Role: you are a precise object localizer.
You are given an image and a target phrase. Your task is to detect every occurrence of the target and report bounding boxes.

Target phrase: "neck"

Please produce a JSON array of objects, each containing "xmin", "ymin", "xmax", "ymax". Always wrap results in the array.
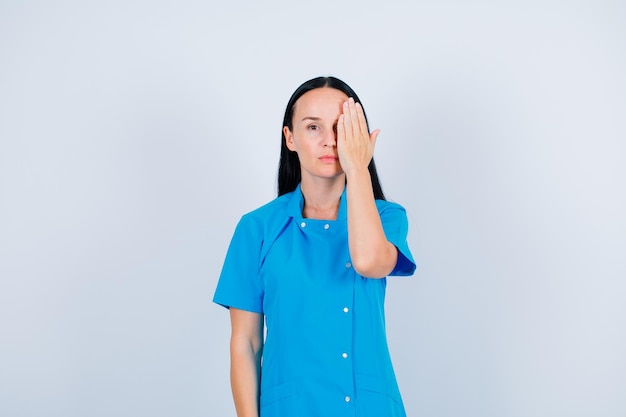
[{"xmin": 300, "ymin": 176, "xmax": 345, "ymax": 220}]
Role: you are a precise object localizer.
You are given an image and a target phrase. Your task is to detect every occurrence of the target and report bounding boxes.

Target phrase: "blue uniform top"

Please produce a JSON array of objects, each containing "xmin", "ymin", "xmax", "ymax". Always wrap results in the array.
[{"xmin": 213, "ymin": 184, "xmax": 416, "ymax": 417}]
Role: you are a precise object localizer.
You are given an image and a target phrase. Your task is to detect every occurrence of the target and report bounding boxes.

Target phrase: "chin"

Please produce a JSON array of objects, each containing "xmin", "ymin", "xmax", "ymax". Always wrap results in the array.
[{"xmin": 320, "ymin": 170, "xmax": 344, "ymax": 179}]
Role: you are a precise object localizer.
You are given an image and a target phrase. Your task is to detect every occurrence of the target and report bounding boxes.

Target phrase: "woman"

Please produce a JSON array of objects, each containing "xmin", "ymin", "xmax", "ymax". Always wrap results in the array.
[{"xmin": 213, "ymin": 76, "xmax": 416, "ymax": 417}]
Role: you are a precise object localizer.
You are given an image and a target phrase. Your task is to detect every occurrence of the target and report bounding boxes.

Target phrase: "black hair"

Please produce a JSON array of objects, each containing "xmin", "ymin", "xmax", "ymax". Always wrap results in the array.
[{"xmin": 277, "ymin": 76, "xmax": 386, "ymax": 200}]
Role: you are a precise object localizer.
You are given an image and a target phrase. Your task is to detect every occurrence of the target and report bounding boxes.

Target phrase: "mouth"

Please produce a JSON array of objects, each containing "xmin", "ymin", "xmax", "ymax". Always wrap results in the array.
[{"xmin": 319, "ymin": 155, "xmax": 338, "ymax": 163}]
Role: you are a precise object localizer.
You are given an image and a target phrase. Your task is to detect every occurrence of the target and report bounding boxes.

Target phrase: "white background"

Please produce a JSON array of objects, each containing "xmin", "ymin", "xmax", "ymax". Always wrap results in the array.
[{"xmin": 1, "ymin": 1, "xmax": 624, "ymax": 416}]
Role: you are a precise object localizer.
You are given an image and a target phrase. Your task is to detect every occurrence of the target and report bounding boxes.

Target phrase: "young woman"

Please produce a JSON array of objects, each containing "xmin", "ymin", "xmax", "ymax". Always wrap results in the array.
[{"xmin": 213, "ymin": 76, "xmax": 416, "ymax": 417}]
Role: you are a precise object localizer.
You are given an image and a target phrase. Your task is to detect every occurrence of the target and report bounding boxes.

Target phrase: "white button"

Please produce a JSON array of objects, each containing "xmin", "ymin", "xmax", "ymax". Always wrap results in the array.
[
  {"xmin": 344, "ymin": 396, "xmax": 351, "ymax": 403},
  {"xmin": 342, "ymin": 352, "xmax": 348, "ymax": 359},
  {"xmin": 345, "ymin": 262, "xmax": 351, "ymax": 268},
  {"xmin": 301, "ymin": 222, "xmax": 306, "ymax": 228},
  {"xmin": 343, "ymin": 307, "xmax": 349, "ymax": 313},
  {"xmin": 324, "ymin": 224, "xmax": 330, "ymax": 230}
]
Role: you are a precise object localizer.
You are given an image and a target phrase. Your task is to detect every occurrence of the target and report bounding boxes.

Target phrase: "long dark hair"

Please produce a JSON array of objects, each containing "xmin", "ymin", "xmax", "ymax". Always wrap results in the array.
[{"xmin": 277, "ymin": 76, "xmax": 386, "ymax": 200}]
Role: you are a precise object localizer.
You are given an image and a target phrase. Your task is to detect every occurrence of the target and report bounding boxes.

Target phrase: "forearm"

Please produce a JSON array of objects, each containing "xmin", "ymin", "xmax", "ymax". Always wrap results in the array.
[
  {"xmin": 346, "ymin": 168, "xmax": 397, "ymax": 278},
  {"xmin": 230, "ymin": 339, "xmax": 262, "ymax": 417}
]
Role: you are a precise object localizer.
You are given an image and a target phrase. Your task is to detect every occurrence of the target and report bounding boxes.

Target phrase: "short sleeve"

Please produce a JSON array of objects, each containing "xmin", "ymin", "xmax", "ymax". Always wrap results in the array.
[
  {"xmin": 213, "ymin": 214, "xmax": 264, "ymax": 313},
  {"xmin": 379, "ymin": 203, "xmax": 417, "ymax": 276}
]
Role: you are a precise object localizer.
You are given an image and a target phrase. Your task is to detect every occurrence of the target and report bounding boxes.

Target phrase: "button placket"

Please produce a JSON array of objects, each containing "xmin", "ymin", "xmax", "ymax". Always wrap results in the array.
[
  {"xmin": 335, "ymin": 236, "xmax": 355, "ymax": 410},
  {"xmin": 339, "ymin": 287, "xmax": 354, "ymax": 409}
]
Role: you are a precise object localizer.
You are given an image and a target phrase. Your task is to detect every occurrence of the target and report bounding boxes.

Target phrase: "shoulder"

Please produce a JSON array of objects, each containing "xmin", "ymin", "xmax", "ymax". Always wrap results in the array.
[
  {"xmin": 235, "ymin": 192, "xmax": 295, "ymax": 235},
  {"xmin": 375, "ymin": 199, "xmax": 411, "ymax": 233},
  {"xmin": 375, "ymin": 199, "xmax": 407, "ymax": 215},
  {"xmin": 242, "ymin": 192, "xmax": 292, "ymax": 222},
  {"xmin": 230, "ymin": 192, "xmax": 296, "ymax": 262}
]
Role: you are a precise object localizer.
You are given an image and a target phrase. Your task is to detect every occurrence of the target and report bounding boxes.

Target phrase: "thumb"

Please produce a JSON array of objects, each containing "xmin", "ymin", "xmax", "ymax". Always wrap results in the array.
[{"xmin": 370, "ymin": 129, "xmax": 381, "ymax": 146}]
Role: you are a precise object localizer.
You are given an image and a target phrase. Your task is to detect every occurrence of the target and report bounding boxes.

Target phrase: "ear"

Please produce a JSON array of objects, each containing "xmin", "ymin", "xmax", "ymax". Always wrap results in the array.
[{"xmin": 284, "ymin": 126, "xmax": 297, "ymax": 152}]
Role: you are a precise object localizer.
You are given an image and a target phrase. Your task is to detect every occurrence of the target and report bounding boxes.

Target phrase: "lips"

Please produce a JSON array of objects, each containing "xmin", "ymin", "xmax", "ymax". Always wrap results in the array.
[{"xmin": 319, "ymin": 155, "xmax": 338, "ymax": 163}]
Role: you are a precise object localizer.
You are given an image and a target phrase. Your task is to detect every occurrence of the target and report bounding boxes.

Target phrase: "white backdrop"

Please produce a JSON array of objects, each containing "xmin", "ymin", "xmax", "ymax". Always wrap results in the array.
[{"xmin": 1, "ymin": 1, "xmax": 624, "ymax": 416}]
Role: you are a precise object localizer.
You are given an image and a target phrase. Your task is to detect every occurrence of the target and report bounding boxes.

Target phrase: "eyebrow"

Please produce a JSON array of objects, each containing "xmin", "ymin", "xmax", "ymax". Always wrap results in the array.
[{"xmin": 301, "ymin": 117, "xmax": 322, "ymax": 122}]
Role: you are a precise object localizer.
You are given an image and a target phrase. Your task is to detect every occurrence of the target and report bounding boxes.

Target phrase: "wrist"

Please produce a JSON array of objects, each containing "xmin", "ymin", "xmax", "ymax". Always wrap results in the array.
[{"xmin": 343, "ymin": 165, "xmax": 371, "ymax": 180}]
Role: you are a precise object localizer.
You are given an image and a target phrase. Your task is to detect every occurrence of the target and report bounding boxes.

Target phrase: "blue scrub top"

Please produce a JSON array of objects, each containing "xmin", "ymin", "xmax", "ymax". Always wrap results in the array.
[{"xmin": 214, "ymin": 184, "xmax": 416, "ymax": 417}]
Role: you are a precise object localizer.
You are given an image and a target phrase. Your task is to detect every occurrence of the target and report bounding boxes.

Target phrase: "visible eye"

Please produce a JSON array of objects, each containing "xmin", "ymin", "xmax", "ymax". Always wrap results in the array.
[{"xmin": 307, "ymin": 124, "xmax": 320, "ymax": 131}]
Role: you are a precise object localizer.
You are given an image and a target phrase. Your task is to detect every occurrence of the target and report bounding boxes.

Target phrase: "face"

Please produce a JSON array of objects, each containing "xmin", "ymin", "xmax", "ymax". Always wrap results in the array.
[{"xmin": 284, "ymin": 87, "xmax": 349, "ymax": 182}]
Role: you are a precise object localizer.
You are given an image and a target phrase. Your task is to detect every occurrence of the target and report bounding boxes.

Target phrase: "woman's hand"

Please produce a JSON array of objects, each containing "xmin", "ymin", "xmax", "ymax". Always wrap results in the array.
[
  {"xmin": 337, "ymin": 97, "xmax": 380, "ymax": 175},
  {"xmin": 338, "ymin": 97, "xmax": 397, "ymax": 278}
]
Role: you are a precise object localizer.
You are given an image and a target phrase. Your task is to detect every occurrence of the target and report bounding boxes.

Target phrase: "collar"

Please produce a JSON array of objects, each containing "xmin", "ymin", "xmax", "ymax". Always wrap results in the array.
[{"xmin": 287, "ymin": 183, "xmax": 347, "ymax": 221}]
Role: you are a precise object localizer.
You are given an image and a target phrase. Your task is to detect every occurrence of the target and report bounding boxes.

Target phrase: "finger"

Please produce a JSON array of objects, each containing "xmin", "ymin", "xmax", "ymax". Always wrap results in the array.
[
  {"xmin": 355, "ymin": 102, "xmax": 369, "ymax": 140},
  {"xmin": 342, "ymin": 100, "xmax": 354, "ymax": 142},
  {"xmin": 337, "ymin": 114, "xmax": 345, "ymax": 143},
  {"xmin": 347, "ymin": 98, "xmax": 361, "ymax": 138},
  {"xmin": 370, "ymin": 129, "xmax": 381, "ymax": 147}
]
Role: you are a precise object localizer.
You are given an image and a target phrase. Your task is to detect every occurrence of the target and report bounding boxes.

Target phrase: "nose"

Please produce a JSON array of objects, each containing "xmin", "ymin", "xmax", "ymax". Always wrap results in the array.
[{"xmin": 323, "ymin": 127, "xmax": 337, "ymax": 147}]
